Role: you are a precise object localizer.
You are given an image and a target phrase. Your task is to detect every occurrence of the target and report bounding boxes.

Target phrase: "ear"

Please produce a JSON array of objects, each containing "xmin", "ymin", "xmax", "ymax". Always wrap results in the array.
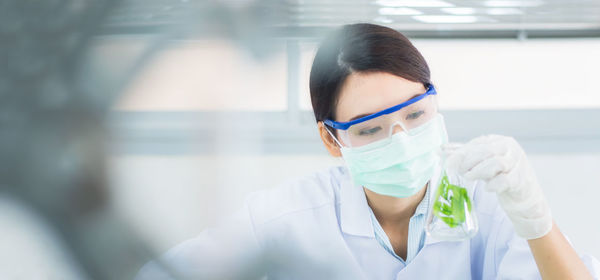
[{"xmin": 318, "ymin": 121, "xmax": 342, "ymax": 157}]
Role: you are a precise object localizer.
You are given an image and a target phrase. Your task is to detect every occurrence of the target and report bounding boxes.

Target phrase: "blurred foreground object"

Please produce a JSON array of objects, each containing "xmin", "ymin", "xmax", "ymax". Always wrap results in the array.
[{"xmin": 0, "ymin": 0, "xmax": 285, "ymax": 279}]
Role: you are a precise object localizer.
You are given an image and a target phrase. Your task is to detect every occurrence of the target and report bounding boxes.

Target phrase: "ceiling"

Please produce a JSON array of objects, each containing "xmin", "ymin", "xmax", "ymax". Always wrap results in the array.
[{"xmin": 102, "ymin": 0, "xmax": 600, "ymax": 38}]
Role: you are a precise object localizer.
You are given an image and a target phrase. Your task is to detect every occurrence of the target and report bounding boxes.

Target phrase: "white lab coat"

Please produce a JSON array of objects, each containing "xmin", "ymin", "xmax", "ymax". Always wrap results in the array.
[{"xmin": 136, "ymin": 165, "xmax": 600, "ymax": 280}]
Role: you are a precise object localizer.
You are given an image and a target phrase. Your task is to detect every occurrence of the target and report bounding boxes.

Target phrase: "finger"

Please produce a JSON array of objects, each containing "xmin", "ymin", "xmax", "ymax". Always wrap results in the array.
[
  {"xmin": 463, "ymin": 152, "xmax": 514, "ymax": 181},
  {"xmin": 444, "ymin": 148, "xmax": 467, "ymax": 173},
  {"xmin": 463, "ymin": 141, "xmax": 519, "ymax": 180},
  {"xmin": 497, "ymin": 185, "xmax": 546, "ymax": 217},
  {"xmin": 457, "ymin": 142, "xmax": 508, "ymax": 174},
  {"xmin": 467, "ymin": 134, "xmax": 506, "ymax": 146},
  {"xmin": 444, "ymin": 135, "xmax": 517, "ymax": 175},
  {"xmin": 483, "ymin": 169, "xmax": 516, "ymax": 193},
  {"xmin": 440, "ymin": 143, "xmax": 465, "ymax": 171},
  {"xmin": 440, "ymin": 142, "xmax": 464, "ymax": 156},
  {"xmin": 483, "ymin": 153, "xmax": 534, "ymax": 196}
]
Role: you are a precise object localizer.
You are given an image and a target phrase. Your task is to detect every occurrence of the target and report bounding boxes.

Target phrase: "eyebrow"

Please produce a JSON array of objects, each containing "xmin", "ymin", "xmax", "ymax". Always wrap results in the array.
[{"xmin": 347, "ymin": 93, "xmax": 421, "ymax": 122}]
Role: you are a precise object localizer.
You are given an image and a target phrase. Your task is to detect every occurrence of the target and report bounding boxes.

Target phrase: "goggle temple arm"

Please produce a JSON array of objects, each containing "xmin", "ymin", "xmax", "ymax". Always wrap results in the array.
[{"xmin": 324, "ymin": 125, "xmax": 345, "ymax": 148}]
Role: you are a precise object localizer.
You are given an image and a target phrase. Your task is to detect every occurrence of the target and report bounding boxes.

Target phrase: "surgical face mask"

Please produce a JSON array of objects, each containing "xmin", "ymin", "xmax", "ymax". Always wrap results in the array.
[{"xmin": 330, "ymin": 114, "xmax": 448, "ymax": 197}]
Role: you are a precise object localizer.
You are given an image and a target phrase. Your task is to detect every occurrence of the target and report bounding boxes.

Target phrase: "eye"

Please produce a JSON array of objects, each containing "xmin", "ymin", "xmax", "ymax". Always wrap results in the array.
[
  {"xmin": 406, "ymin": 110, "xmax": 425, "ymax": 120},
  {"xmin": 358, "ymin": 126, "xmax": 382, "ymax": 136}
]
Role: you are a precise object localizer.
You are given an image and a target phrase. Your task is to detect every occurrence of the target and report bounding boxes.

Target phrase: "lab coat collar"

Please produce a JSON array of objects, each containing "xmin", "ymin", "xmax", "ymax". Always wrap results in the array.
[{"xmin": 339, "ymin": 168, "xmax": 375, "ymax": 238}]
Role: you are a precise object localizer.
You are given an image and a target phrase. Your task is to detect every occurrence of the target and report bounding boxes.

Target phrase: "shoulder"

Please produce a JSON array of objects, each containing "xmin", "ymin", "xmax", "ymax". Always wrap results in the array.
[{"xmin": 245, "ymin": 165, "xmax": 348, "ymax": 226}]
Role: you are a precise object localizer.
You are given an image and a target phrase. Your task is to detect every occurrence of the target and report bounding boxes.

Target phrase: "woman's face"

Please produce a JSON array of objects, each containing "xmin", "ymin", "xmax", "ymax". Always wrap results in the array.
[
  {"xmin": 318, "ymin": 71, "xmax": 428, "ymax": 156},
  {"xmin": 335, "ymin": 71, "xmax": 427, "ymax": 124}
]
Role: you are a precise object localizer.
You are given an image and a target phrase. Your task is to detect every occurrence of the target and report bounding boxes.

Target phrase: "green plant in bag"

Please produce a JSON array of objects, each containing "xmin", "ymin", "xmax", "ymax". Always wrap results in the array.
[{"xmin": 432, "ymin": 173, "xmax": 472, "ymax": 228}]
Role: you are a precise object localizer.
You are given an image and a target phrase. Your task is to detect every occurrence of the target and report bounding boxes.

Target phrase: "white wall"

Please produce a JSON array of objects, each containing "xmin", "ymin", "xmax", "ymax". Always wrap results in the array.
[
  {"xmin": 299, "ymin": 38, "xmax": 600, "ymax": 110},
  {"xmin": 99, "ymin": 37, "xmax": 600, "ymax": 112}
]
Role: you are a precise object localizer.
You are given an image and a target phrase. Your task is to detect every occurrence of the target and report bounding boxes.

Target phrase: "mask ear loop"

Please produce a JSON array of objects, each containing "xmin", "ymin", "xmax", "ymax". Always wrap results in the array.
[
  {"xmin": 324, "ymin": 126, "xmax": 345, "ymax": 148},
  {"xmin": 324, "ymin": 126, "xmax": 349, "ymax": 164}
]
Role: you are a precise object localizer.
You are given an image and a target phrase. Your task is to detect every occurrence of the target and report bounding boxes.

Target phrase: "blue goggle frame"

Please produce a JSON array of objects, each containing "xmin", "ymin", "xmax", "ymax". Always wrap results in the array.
[{"xmin": 324, "ymin": 84, "xmax": 438, "ymax": 130}]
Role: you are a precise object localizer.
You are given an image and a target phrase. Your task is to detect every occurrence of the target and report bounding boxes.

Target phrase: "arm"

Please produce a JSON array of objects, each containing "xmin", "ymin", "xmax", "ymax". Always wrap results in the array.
[
  {"xmin": 135, "ymin": 199, "xmax": 266, "ymax": 280},
  {"xmin": 528, "ymin": 221, "xmax": 593, "ymax": 279}
]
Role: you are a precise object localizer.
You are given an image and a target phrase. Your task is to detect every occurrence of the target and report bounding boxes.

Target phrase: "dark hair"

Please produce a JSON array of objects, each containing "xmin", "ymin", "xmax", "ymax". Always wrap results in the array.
[{"xmin": 309, "ymin": 23, "xmax": 431, "ymax": 125}]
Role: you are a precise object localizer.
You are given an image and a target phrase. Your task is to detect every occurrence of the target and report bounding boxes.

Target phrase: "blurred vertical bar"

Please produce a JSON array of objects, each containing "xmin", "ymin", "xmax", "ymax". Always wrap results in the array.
[{"xmin": 287, "ymin": 39, "xmax": 301, "ymax": 124}]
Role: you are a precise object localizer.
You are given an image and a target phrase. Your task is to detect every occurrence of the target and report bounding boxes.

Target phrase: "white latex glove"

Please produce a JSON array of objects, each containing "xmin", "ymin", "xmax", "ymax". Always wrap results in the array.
[{"xmin": 443, "ymin": 135, "xmax": 553, "ymax": 240}]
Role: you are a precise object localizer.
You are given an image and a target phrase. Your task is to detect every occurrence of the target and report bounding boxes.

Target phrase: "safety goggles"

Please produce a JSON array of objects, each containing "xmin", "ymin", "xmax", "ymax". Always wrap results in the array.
[{"xmin": 324, "ymin": 84, "xmax": 438, "ymax": 148}]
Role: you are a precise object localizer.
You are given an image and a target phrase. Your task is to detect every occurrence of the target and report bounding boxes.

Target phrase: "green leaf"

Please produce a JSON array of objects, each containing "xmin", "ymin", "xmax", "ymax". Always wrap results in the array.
[{"xmin": 432, "ymin": 173, "xmax": 472, "ymax": 228}]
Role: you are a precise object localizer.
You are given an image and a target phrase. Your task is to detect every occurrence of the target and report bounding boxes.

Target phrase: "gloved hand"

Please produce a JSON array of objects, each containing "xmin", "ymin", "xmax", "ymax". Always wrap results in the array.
[{"xmin": 442, "ymin": 135, "xmax": 553, "ymax": 240}]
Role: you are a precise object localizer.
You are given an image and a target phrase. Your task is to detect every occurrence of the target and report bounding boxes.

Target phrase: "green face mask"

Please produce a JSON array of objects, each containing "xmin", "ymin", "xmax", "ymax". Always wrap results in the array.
[{"xmin": 340, "ymin": 114, "xmax": 448, "ymax": 197}]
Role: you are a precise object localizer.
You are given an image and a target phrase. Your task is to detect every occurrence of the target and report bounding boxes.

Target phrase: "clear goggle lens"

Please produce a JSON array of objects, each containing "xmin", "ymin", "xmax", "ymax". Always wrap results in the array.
[{"xmin": 337, "ymin": 95, "xmax": 438, "ymax": 147}]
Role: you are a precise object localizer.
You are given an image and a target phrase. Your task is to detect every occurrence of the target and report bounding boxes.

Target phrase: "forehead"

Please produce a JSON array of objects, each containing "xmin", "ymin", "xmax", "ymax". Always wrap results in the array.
[{"xmin": 335, "ymin": 72, "xmax": 426, "ymax": 122}]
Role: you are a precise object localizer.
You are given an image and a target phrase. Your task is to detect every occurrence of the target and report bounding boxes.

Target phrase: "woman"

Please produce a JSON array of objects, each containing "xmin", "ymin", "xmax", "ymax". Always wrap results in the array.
[{"xmin": 137, "ymin": 23, "xmax": 598, "ymax": 279}]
